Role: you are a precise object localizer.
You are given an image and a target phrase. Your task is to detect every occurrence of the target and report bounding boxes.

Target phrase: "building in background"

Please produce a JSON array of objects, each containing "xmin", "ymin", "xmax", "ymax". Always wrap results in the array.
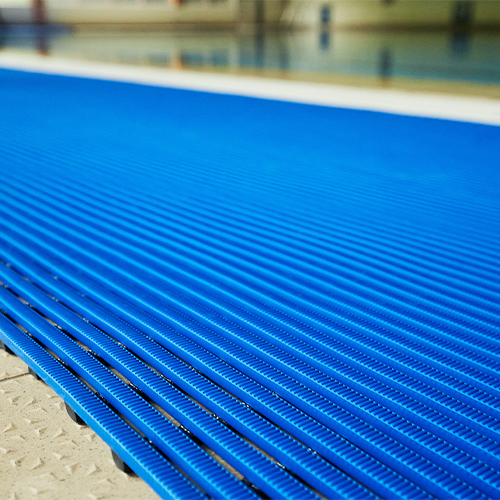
[
  {"xmin": 284, "ymin": 0, "xmax": 500, "ymax": 30},
  {"xmin": 0, "ymin": 0, "xmax": 499, "ymax": 29},
  {"xmin": 0, "ymin": 0, "xmax": 268, "ymax": 26}
]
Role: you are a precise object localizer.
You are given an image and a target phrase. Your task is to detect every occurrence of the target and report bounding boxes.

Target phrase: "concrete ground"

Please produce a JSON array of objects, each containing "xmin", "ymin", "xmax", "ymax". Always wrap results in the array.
[{"xmin": 0, "ymin": 350, "xmax": 160, "ymax": 500}]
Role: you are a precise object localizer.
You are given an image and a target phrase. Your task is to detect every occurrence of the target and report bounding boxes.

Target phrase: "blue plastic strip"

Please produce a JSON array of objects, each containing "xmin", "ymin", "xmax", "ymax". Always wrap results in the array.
[
  {"xmin": 0, "ymin": 315, "xmax": 204, "ymax": 500},
  {"xmin": 3, "ymin": 178, "xmax": 500, "ymax": 470},
  {"xmin": 0, "ymin": 191, "xmax": 493, "ymax": 499},
  {"xmin": 1, "ymin": 68, "xmax": 500, "ymax": 499},
  {"xmin": 0, "ymin": 239, "xmax": 423, "ymax": 500},
  {"xmin": 5, "ymin": 151, "xmax": 500, "ymax": 444},
  {"xmin": 0, "ymin": 284, "xmax": 258, "ymax": 500},
  {"xmin": 0, "ymin": 262, "xmax": 328, "ymax": 500},
  {"xmin": 0, "ymin": 254, "xmax": 378, "ymax": 500}
]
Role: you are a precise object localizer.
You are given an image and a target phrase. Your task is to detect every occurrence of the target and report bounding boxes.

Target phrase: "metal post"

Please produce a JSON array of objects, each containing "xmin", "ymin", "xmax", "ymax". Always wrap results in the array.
[{"xmin": 32, "ymin": 0, "xmax": 46, "ymax": 25}]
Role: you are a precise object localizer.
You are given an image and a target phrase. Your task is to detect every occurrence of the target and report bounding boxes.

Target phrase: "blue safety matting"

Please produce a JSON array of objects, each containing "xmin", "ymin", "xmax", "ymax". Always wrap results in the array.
[{"xmin": 1, "ymin": 68, "xmax": 500, "ymax": 500}]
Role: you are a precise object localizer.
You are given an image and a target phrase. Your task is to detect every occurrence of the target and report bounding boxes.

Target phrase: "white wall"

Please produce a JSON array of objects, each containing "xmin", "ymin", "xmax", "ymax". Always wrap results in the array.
[
  {"xmin": 2, "ymin": 0, "xmax": 500, "ymax": 27},
  {"xmin": 0, "ymin": 0, "xmax": 30, "ymax": 5},
  {"xmin": 286, "ymin": 0, "xmax": 500, "ymax": 29},
  {"xmin": 475, "ymin": 1, "xmax": 500, "ymax": 26},
  {"xmin": 44, "ymin": 0, "xmax": 240, "ymax": 25},
  {"xmin": 0, "ymin": 6, "xmax": 32, "ymax": 23},
  {"xmin": 0, "ymin": 0, "xmax": 243, "ymax": 26}
]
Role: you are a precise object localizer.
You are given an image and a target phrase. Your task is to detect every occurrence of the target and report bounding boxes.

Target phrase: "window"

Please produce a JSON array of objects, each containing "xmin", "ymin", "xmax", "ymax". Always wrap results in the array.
[
  {"xmin": 320, "ymin": 5, "xmax": 331, "ymax": 26},
  {"xmin": 453, "ymin": 0, "xmax": 474, "ymax": 26}
]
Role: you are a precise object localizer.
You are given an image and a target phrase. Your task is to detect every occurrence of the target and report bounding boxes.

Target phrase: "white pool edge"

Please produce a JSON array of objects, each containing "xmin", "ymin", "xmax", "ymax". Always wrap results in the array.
[{"xmin": 1, "ymin": 52, "xmax": 499, "ymax": 126}]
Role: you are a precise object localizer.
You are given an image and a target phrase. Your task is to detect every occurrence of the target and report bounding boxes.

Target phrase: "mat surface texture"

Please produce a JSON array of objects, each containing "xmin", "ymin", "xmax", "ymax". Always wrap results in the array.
[{"xmin": 0, "ymin": 68, "xmax": 500, "ymax": 500}]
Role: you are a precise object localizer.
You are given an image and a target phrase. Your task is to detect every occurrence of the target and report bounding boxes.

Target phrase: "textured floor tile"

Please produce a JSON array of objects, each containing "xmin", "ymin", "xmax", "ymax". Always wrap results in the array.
[
  {"xmin": 0, "ymin": 351, "xmax": 29, "ymax": 382},
  {"xmin": 0, "ymin": 373, "xmax": 160, "ymax": 500}
]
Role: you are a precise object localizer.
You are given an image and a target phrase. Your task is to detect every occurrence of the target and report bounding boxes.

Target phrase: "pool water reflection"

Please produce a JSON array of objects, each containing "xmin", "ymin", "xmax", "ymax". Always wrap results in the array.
[{"xmin": 1, "ymin": 26, "xmax": 499, "ymax": 89}]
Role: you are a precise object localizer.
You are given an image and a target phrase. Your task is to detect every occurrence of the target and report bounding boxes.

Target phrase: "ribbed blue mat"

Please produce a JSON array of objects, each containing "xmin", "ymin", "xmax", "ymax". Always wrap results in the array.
[{"xmin": 0, "ymin": 68, "xmax": 500, "ymax": 500}]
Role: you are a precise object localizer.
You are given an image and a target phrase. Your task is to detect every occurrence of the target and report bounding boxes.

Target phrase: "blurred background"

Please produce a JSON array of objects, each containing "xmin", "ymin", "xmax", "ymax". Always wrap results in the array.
[{"xmin": 0, "ymin": 0, "xmax": 499, "ymax": 97}]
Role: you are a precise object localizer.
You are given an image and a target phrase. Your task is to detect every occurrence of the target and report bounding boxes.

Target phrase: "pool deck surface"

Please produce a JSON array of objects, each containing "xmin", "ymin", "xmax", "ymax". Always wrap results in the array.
[
  {"xmin": 0, "ymin": 52, "xmax": 499, "ymax": 126},
  {"xmin": 0, "ymin": 350, "xmax": 160, "ymax": 500}
]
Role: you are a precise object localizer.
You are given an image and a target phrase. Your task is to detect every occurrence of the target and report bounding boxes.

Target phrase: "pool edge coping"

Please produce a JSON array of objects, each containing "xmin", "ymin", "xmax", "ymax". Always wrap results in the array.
[{"xmin": 1, "ymin": 51, "xmax": 499, "ymax": 126}]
